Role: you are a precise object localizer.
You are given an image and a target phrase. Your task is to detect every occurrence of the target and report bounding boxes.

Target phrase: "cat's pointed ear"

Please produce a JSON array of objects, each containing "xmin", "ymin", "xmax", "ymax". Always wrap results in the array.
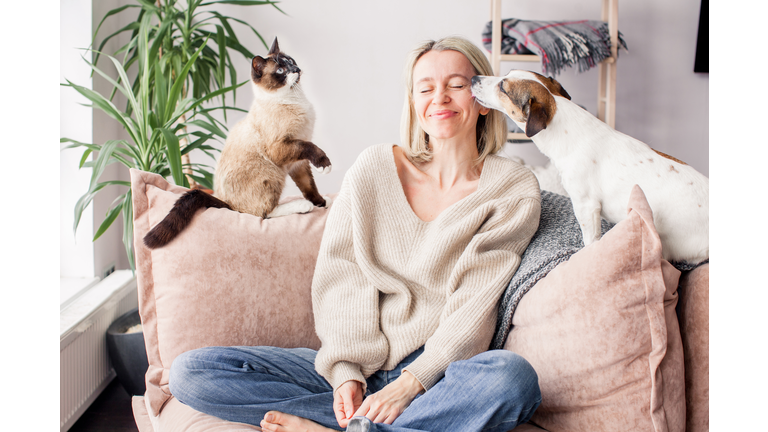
[
  {"xmin": 251, "ymin": 56, "xmax": 266, "ymax": 80},
  {"xmin": 268, "ymin": 37, "xmax": 280, "ymax": 55}
]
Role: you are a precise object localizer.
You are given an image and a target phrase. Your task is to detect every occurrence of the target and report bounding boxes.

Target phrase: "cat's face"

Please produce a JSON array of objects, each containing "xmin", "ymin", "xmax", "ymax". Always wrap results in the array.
[{"xmin": 251, "ymin": 38, "xmax": 301, "ymax": 92}]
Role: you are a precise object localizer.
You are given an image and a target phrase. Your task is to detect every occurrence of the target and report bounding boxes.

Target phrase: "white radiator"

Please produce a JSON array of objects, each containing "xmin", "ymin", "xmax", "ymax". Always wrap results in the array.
[{"xmin": 60, "ymin": 270, "xmax": 138, "ymax": 432}]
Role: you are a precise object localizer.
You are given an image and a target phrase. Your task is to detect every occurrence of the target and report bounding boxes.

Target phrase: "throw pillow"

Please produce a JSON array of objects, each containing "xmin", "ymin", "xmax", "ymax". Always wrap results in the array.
[
  {"xmin": 505, "ymin": 185, "xmax": 685, "ymax": 432},
  {"xmin": 131, "ymin": 169, "xmax": 327, "ymax": 417}
]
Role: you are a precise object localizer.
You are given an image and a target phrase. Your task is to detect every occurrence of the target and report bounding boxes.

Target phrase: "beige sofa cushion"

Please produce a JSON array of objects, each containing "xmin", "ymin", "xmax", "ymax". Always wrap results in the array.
[
  {"xmin": 505, "ymin": 185, "xmax": 686, "ymax": 432},
  {"xmin": 130, "ymin": 169, "xmax": 326, "ymax": 417}
]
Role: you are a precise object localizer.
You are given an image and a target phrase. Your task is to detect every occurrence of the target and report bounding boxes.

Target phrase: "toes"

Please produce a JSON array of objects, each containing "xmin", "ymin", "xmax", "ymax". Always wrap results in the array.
[
  {"xmin": 261, "ymin": 411, "xmax": 286, "ymax": 432},
  {"xmin": 260, "ymin": 411, "xmax": 334, "ymax": 432},
  {"xmin": 322, "ymin": 195, "xmax": 333, "ymax": 208}
]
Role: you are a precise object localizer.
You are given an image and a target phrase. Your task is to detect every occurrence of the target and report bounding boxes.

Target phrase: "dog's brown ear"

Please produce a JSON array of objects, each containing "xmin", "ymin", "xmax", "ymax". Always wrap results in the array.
[
  {"xmin": 525, "ymin": 98, "xmax": 550, "ymax": 137},
  {"xmin": 547, "ymin": 78, "xmax": 571, "ymax": 100},
  {"xmin": 533, "ymin": 72, "xmax": 572, "ymax": 100}
]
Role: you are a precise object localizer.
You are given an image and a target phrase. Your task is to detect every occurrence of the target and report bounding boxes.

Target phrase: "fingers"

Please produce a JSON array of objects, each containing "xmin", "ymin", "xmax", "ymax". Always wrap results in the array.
[
  {"xmin": 334, "ymin": 380, "xmax": 363, "ymax": 428},
  {"xmin": 353, "ymin": 373, "xmax": 421, "ymax": 425},
  {"xmin": 354, "ymin": 395, "xmax": 404, "ymax": 425},
  {"xmin": 333, "ymin": 393, "xmax": 349, "ymax": 428}
]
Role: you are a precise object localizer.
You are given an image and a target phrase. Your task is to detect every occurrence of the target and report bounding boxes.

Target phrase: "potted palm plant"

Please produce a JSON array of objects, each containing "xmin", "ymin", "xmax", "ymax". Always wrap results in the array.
[
  {"xmin": 61, "ymin": 0, "xmax": 285, "ymax": 396},
  {"xmin": 61, "ymin": 0, "xmax": 284, "ymax": 270}
]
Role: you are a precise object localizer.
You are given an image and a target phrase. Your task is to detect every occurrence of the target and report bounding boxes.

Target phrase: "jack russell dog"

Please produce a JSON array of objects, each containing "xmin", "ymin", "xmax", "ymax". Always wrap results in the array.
[{"xmin": 470, "ymin": 70, "xmax": 708, "ymax": 265}]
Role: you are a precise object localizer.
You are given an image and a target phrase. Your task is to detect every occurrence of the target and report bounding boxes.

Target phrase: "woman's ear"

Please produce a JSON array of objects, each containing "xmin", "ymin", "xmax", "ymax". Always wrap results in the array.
[{"xmin": 479, "ymin": 106, "xmax": 491, "ymax": 115}]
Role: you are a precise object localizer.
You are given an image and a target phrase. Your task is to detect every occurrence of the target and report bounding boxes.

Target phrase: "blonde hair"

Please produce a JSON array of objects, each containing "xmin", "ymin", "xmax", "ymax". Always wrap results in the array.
[{"xmin": 400, "ymin": 36, "xmax": 507, "ymax": 165}]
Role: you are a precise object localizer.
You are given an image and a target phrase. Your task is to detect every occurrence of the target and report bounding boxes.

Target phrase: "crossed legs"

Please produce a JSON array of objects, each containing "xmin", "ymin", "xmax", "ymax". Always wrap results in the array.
[{"xmin": 169, "ymin": 347, "xmax": 541, "ymax": 432}]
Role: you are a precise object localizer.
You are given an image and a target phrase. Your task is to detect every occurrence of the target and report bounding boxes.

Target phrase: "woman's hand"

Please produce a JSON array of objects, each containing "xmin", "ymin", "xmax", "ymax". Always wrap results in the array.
[
  {"xmin": 354, "ymin": 371, "xmax": 424, "ymax": 425},
  {"xmin": 333, "ymin": 380, "xmax": 364, "ymax": 428}
]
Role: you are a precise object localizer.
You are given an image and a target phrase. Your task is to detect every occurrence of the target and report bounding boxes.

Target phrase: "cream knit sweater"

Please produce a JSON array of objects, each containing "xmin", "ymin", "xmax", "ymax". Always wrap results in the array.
[{"xmin": 312, "ymin": 144, "xmax": 541, "ymax": 393}]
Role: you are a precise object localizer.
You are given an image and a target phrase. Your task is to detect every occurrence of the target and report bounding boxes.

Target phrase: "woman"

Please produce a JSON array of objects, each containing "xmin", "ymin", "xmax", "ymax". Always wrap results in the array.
[{"xmin": 169, "ymin": 36, "xmax": 542, "ymax": 432}]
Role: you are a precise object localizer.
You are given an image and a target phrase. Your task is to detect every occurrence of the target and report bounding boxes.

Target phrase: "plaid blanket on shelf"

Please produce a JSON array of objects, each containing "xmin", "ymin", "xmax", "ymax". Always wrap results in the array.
[{"xmin": 482, "ymin": 19, "xmax": 628, "ymax": 76}]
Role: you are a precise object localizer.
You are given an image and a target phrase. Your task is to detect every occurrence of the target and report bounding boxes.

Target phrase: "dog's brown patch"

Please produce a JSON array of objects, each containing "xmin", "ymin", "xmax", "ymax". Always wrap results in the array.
[
  {"xmin": 500, "ymin": 79, "xmax": 557, "ymax": 137},
  {"xmin": 530, "ymin": 72, "xmax": 571, "ymax": 100},
  {"xmin": 653, "ymin": 149, "xmax": 687, "ymax": 165}
]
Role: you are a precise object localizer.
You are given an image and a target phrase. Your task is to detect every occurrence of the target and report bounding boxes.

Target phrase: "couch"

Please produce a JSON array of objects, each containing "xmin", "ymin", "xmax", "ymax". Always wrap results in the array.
[{"xmin": 128, "ymin": 167, "xmax": 708, "ymax": 432}]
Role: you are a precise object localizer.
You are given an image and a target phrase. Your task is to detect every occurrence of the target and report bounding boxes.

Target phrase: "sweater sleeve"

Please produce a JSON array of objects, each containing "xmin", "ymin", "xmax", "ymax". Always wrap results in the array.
[
  {"xmin": 311, "ymin": 187, "xmax": 389, "ymax": 393},
  {"xmin": 403, "ymin": 195, "xmax": 541, "ymax": 390}
]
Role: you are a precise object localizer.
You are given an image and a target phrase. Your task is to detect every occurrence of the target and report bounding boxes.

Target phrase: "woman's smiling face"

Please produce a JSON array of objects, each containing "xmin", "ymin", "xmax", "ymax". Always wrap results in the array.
[{"xmin": 412, "ymin": 49, "xmax": 490, "ymax": 145}]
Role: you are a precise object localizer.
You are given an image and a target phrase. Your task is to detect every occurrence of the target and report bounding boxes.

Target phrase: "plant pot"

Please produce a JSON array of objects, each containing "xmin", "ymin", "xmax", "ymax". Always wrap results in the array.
[{"xmin": 106, "ymin": 307, "xmax": 149, "ymax": 396}]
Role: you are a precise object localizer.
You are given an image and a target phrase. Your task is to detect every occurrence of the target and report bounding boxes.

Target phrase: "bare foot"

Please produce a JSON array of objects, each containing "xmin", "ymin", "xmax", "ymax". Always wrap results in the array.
[{"xmin": 259, "ymin": 411, "xmax": 340, "ymax": 432}]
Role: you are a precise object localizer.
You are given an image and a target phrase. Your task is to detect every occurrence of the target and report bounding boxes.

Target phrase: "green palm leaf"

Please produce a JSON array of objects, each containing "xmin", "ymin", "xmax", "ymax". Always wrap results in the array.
[{"xmin": 63, "ymin": 0, "xmax": 286, "ymax": 270}]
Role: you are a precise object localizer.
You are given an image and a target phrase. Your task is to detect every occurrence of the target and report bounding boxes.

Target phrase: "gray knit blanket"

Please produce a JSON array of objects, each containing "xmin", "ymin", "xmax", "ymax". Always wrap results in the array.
[
  {"xmin": 491, "ymin": 191, "xmax": 613, "ymax": 349},
  {"xmin": 481, "ymin": 19, "xmax": 628, "ymax": 76},
  {"xmin": 490, "ymin": 191, "xmax": 707, "ymax": 350}
]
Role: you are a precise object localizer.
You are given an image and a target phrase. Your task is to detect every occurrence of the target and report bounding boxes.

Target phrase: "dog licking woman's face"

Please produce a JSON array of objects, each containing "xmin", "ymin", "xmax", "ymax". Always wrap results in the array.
[{"xmin": 411, "ymin": 50, "xmax": 490, "ymax": 147}]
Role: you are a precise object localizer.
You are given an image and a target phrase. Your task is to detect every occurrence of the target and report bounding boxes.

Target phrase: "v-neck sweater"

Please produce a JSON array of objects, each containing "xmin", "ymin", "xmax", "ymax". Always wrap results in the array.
[{"xmin": 311, "ymin": 143, "xmax": 541, "ymax": 392}]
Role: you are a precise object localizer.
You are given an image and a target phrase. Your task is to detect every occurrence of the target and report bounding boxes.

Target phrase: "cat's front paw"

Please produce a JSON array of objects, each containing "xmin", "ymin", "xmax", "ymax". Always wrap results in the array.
[
  {"xmin": 321, "ymin": 195, "xmax": 333, "ymax": 208},
  {"xmin": 312, "ymin": 155, "xmax": 332, "ymax": 174}
]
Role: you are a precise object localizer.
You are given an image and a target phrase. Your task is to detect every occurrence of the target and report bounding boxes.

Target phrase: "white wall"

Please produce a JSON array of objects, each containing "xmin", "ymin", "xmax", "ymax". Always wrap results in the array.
[
  {"xmin": 190, "ymin": 0, "xmax": 708, "ymax": 199},
  {"xmin": 64, "ymin": 0, "xmax": 709, "ymax": 272}
]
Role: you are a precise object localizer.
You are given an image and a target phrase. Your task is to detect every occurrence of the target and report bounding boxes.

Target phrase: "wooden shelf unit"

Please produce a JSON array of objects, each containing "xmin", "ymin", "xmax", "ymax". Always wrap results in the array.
[{"xmin": 489, "ymin": 0, "xmax": 619, "ymax": 140}]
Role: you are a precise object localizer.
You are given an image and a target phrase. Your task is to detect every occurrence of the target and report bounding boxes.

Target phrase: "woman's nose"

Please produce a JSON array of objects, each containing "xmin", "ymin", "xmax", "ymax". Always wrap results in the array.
[{"xmin": 432, "ymin": 88, "xmax": 450, "ymax": 104}]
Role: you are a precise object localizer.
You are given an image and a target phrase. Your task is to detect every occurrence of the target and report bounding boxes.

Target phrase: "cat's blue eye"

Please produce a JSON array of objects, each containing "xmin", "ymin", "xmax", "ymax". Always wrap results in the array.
[{"xmin": 277, "ymin": 68, "xmax": 284, "ymax": 74}]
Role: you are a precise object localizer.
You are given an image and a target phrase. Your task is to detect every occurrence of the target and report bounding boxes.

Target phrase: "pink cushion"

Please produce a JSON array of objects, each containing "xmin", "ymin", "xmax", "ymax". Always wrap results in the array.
[
  {"xmin": 678, "ymin": 264, "xmax": 709, "ymax": 432},
  {"xmin": 505, "ymin": 185, "xmax": 686, "ymax": 432},
  {"xmin": 131, "ymin": 169, "xmax": 327, "ymax": 417}
]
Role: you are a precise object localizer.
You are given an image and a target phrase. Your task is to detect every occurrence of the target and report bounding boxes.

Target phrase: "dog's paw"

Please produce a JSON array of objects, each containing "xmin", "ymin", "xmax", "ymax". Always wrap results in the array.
[{"xmin": 321, "ymin": 195, "xmax": 333, "ymax": 208}]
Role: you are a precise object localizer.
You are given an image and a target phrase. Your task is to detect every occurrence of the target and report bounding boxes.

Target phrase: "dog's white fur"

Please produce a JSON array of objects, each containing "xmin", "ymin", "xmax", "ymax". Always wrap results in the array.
[{"xmin": 471, "ymin": 70, "xmax": 709, "ymax": 264}]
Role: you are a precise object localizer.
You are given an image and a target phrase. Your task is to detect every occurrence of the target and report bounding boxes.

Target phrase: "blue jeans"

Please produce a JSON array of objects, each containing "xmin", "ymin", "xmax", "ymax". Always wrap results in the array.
[{"xmin": 169, "ymin": 346, "xmax": 541, "ymax": 432}]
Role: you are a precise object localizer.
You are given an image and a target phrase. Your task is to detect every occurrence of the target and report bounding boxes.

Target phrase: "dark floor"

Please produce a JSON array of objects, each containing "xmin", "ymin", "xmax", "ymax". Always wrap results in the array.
[{"xmin": 69, "ymin": 378, "xmax": 139, "ymax": 432}]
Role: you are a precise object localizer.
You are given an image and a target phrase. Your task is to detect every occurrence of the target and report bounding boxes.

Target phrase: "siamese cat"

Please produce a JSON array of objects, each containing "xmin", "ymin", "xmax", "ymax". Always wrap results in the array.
[{"xmin": 144, "ymin": 38, "xmax": 332, "ymax": 249}]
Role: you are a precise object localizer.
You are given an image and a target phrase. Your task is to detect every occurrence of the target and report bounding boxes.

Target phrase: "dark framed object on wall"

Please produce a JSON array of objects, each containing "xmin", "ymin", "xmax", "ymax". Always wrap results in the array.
[{"xmin": 694, "ymin": 0, "xmax": 708, "ymax": 73}]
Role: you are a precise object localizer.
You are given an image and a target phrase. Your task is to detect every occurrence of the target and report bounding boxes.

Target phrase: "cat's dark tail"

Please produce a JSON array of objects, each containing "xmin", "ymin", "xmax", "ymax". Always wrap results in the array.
[{"xmin": 143, "ymin": 189, "xmax": 231, "ymax": 249}]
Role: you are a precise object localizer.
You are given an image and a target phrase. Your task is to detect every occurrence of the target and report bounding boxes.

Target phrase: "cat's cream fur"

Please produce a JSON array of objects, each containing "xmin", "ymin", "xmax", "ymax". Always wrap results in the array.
[{"xmin": 214, "ymin": 38, "xmax": 331, "ymax": 218}]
